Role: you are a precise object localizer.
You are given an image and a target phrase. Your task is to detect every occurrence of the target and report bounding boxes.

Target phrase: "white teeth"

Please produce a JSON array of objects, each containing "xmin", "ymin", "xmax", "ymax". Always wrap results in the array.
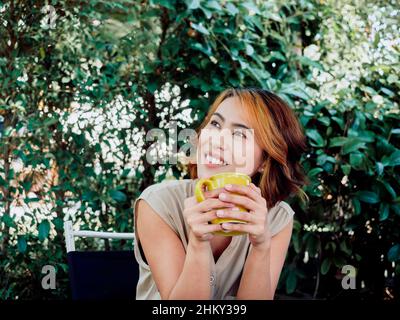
[{"xmin": 205, "ymin": 154, "xmax": 227, "ymax": 165}]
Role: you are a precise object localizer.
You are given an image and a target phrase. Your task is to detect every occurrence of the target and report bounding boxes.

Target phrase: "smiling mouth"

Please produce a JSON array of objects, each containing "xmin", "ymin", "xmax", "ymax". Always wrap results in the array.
[{"xmin": 204, "ymin": 153, "xmax": 229, "ymax": 166}]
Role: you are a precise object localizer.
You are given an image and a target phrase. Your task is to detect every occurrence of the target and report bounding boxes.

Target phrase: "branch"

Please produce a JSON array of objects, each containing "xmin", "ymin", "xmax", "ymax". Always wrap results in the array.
[{"xmin": 156, "ymin": 6, "xmax": 170, "ymax": 62}]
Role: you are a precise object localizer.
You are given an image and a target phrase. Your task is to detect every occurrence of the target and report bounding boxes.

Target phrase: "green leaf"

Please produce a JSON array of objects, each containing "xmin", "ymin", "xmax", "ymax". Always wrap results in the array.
[
  {"xmin": 269, "ymin": 51, "xmax": 286, "ymax": 61},
  {"xmin": 185, "ymin": 0, "xmax": 200, "ymax": 10},
  {"xmin": 382, "ymin": 150, "xmax": 400, "ymax": 167},
  {"xmin": 352, "ymin": 197, "xmax": 361, "ymax": 215},
  {"xmin": 2, "ymin": 215, "xmax": 16, "ymax": 228},
  {"xmin": 204, "ymin": 0, "xmax": 222, "ymax": 11},
  {"xmin": 0, "ymin": 175, "xmax": 6, "ymax": 187},
  {"xmin": 121, "ymin": 168, "xmax": 131, "ymax": 178},
  {"xmin": 286, "ymin": 271, "xmax": 297, "ymax": 294},
  {"xmin": 388, "ymin": 244, "xmax": 400, "ymax": 262},
  {"xmin": 332, "ymin": 116, "xmax": 344, "ymax": 129},
  {"xmin": 329, "ymin": 137, "xmax": 348, "ymax": 147},
  {"xmin": 25, "ymin": 197, "xmax": 40, "ymax": 203},
  {"xmin": 379, "ymin": 180, "xmax": 396, "ymax": 199},
  {"xmin": 153, "ymin": 0, "xmax": 175, "ymax": 10},
  {"xmin": 342, "ymin": 139, "xmax": 366, "ymax": 155},
  {"xmin": 292, "ymin": 233, "xmax": 302, "ymax": 253},
  {"xmin": 321, "ymin": 258, "xmax": 331, "ymax": 275},
  {"xmin": 357, "ymin": 130, "xmax": 375, "ymax": 143},
  {"xmin": 191, "ymin": 43, "xmax": 212, "ymax": 56},
  {"xmin": 306, "ymin": 129, "xmax": 325, "ymax": 147},
  {"xmin": 341, "ymin": 164, "xmax": 351, "ymax": 175},
  {"xmin": 308, "ymin": 167, "xmax": 324, "ymax": 178},
  {"xmin": 225, "ymin": 2, "xmax": 239, "ymax": 15},
  {"xmin": 379, "ymin": 203, "xmax": 390, "ymax": 221},
  {"xmin": 280, "ymin": 86, "xmax": 310, "ymax": 101},
  {"xmin": 391, "ymin": 204, "xmax": 400, "ymax": 217},
  {"xmin": 190, "ymin": 22, "xmax": 210, "ymax": 35},
  {"xmin": 17, "ymin": 236, "xmax": 27, "ymax": 253},
  {"xmin": 82, "ymin": 190, "xmax": 98, "ymax": 201},
  {"xmin": 316, "ymin": 154, "xmax": 335, "ymax": 167},
  {"xmin": 241, "ymin": 2, "xmax": 261, "ymax": 15},
  {"xmin": 375, "ymin": 162, "xmax": 384, "ymax": 176},
  {"xmin": 356, "ymin": 191, "xmax": 380, "ymax": 204},
  {"xmin": 350, "ymin": 152, "xmax": 366, "ymax": 170},
  {"xmin": 43, "ymin": 117, "xmax": 58, "ymax": 127},
  {"xmin": 299, "ymin": 56, "xmax": 324, "ymax": 70},
  {"xmin": 109, "ymin": 189, "xmax": 127, "ymax": 203},
  {"xmin": 305, "ymin": 233, "xmax": 319, "ymax": 256},
  {"xmin": 39, "ymin": 47, "xmax": 45, "ymax": 59},
  {"xmin": 381, "ymin": 87, "xmax": 394, "ymax": 97},
  {"xmin": 38, "ymin": 220, "xmax": 50, "ymax": 241}
]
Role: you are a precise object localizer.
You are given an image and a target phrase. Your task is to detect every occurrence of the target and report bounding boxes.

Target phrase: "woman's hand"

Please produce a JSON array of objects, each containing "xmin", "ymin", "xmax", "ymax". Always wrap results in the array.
[
  {"xmin": 183, "ymin": 188, "xmax": 236, "ymax": 245},
  {"xmin": 216, "ymin": 183, "xmax": 271, "ymax": 250}
]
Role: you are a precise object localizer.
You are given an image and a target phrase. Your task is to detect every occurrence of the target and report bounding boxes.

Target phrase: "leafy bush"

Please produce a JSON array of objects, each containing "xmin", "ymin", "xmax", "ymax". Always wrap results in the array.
[{"xmin": 281, "ymin": 100, "xmax": 400, "ymax": 299}]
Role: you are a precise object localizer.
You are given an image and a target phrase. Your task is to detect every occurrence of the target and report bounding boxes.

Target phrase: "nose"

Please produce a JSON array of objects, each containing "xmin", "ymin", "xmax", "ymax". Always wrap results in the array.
[
  {"xmin": 207, "ymin": 128, "xmax": 232, "ymax": 159},
  {"xmin": 206, "ymin": 128, "xmax": 230, "ymax": 147}
]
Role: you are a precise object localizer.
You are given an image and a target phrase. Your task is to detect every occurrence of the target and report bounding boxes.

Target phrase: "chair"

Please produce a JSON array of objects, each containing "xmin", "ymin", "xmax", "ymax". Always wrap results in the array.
[{"xmin": 64, "ymin": 221, "xmax": 138, "ymax": 300}]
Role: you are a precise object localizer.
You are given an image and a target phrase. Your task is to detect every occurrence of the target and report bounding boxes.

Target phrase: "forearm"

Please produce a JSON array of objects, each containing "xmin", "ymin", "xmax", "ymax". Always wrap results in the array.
[
  {"xmin": 236, "ymin": 244, "xmax": 273, "ymax": 300},
  {"xmin": 167, "ymin": 235, "xmax": 212, "ymax": 300}
]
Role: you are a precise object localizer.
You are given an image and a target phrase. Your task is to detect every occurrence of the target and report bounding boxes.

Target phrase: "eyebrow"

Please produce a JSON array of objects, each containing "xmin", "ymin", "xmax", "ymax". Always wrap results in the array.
[{"xmin": 212, "ymin": 112, "xmax": 252, "ymax": 131}]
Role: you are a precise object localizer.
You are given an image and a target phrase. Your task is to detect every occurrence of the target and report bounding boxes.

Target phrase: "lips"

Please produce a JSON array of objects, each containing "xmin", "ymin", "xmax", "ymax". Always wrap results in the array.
[{"xmin": 204, "ymin": 153, "xmax": 229, "ymax": 166}]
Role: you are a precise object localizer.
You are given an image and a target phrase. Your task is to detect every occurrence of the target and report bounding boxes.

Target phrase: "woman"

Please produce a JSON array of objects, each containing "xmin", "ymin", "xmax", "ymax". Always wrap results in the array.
[{"xmin": 133, "ymin": 88, "xmax": 307, "ymax": 300}]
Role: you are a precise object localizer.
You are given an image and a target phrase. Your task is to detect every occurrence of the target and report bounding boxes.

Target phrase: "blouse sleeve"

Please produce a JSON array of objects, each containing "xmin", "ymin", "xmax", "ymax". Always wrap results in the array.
[
  {"xmin": 268, "ymin": 201, "xmax": 295, "ymax": 237},
  {"xmin": 133, "ymin": 184, "xmax": 178, "ymax": 235},
  {"xmin": 133, "ymin": 183, "xmax": 179, "ymax": 269}
]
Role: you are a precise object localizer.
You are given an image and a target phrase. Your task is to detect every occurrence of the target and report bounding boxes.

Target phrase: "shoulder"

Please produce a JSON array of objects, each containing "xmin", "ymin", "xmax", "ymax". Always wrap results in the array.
[
  {"xmin": 276, "ymin": 201, "xmax": 295, "ymax": 216},
  {"xmin": 268, "ymin": 201, "xmax": 295, "ymax": 236},
  {"xmin": 138, "ymin": 179, "xmax": 195, "ymax": 205},
  {"xmin": 135, "ymin": 179, "xmax": 195, "ymax": 234},
  {"xmin": 140, "ymin": 179, "xmax": 194, "ymax": 197}
]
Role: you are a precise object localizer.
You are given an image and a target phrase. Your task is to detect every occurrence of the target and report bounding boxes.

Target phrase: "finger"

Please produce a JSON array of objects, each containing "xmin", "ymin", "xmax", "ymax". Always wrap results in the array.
[
  {"xmin": 221, "ymin": 222, "xmax": 262, "ymax": 236},
  {"xmin": 250, "ymin": 183, "xmax": 261, "ymax": 194},
  {"xmin": 215, "ymin": 208, "xmax": 256, "ymax": 223},
  {"xmin": 218, "ymin": 192, "xmax": 259, "ymax": 211},
  {"xmin": 195, "ymin": 197, "xmax": 236, "ymax": 213},
  {"xmin": 203, "ymin": 187, "xmax": 225, "ymax": 199},
  {"xmin": 193, "ymin": 223, "xmax": 223, "ymax": 236},
  {"xmin": 223, "ymin": 183, "xmax": 261, "ymax": 203},
  {"xmin": 192, "ymin": 210, "xmax": 219, "ymax": 224}
]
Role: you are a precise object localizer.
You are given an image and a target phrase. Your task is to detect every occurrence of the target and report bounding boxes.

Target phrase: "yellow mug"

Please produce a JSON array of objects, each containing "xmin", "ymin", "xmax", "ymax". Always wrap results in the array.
[{"xmin": 194, "ymin": 172, "xmax": 251, "ymax": 236}]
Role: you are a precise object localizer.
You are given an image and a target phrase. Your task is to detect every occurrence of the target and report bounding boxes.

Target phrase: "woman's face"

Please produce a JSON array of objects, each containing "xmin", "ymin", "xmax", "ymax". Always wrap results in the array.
[{"xmin": 196, "ymin": 97, "xmax": 265, "ymax": 179}]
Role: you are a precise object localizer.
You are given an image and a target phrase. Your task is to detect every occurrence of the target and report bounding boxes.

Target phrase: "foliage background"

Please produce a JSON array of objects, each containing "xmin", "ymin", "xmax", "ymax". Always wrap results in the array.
[{"xmin": 0, "ymin": 0, "xmax": 399, "ymax": 299}]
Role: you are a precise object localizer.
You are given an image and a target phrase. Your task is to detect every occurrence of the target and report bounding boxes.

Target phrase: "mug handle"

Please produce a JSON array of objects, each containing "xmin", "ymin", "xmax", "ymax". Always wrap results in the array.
[{"xmin": 195, "ymin": 178, "xmax": 214, "ymax": 202}]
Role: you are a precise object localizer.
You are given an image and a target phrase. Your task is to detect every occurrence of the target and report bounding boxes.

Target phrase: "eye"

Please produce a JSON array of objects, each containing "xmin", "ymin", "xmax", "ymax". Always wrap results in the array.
[
  {"xmin": 233, "ymin": 130, "xmax": 247, "ymax": 139},
  {"xmin": 210, "ymin": 120, "xmax": 221, "ymax": 128}
]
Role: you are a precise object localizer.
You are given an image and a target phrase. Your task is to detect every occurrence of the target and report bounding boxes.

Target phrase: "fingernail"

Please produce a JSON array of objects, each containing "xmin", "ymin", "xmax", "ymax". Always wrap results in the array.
[
  {"xmin": 222, "ymin": 223, "xmax": 230, "ymax": 229},
  {"xmin": 232, "ymin": 207, "xmax": 240, "ymax": 211},
  {"xmin": 219, "ymin": 193, "xmax": 227, "ymax": 199},
  {"xmin": 216, "ymin": 210, "xmax": 224, "ymax": 217},
  {"xmin": 225, "ymin": 184, "xmax": 232, "ymax": 189}
]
